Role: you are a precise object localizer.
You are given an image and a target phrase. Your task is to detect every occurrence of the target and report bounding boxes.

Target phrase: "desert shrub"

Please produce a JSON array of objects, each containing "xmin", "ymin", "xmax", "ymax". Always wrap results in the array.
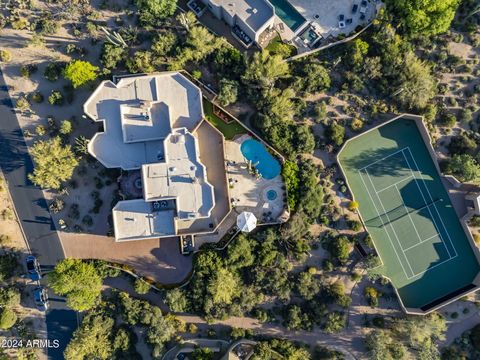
[
  {"xmin": 0, "ymin": 235, "xmax": 11, "ymax": 246},
  {"xmin": 134, "ymin": 278, "xmax": 151, "ymax": 295},
  {"xmin": 30, "ymin": 91, "xmax": 44, "ymax": 103},
  {"xmin": 44, "ymin": 62, "xmax": 63, "ymax": 81},
  {"xmin": 0, "ymin": 49, "xmax": 12, "ymax": 62},
  {"xmin": 0, "ymin": 308, "xmax": 17, "ymax": 329},
  {"xmin": 82, "ymin": 215, "xmax": 93, "ymax": 227},
  {"xmin": 48, "ymin": 90, "xmax": 64, "ymax": 105}
]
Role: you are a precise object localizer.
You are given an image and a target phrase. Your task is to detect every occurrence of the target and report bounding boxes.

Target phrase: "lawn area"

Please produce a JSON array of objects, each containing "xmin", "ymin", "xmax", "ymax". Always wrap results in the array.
[{"xmin": 203, "ymin": 99, "xmax": 247, "ymax": 140}]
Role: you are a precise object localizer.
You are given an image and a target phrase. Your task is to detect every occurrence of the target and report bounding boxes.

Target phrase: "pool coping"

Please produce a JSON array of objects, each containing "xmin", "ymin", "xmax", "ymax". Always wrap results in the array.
[{"xmin": 337, "ymin": 113, "xmax": 480, "ymax": 315}]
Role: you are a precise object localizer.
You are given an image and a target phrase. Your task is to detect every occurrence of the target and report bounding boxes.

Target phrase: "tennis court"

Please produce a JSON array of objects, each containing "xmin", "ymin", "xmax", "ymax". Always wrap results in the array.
[{"xmin": 339, "ymin": 117, "xmax": 480, "ymax": 311}]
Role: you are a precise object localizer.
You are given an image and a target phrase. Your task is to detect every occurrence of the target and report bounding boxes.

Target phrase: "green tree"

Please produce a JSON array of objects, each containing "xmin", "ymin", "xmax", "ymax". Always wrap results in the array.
[
  {"xmin": 284, "ymin": 304, "xmax": 311, "ymax": 330},
  {"xmin": 185, "ymin": 26, "xmax": 224, "ymax": 63},
  {"xmin": 294, "ymin": 124, "xmax": 315, "ymax": 154},
  {"xmin": 101, "ymin": 43, "xmax": 126, "ymax": 70},
  {"xmin": 64, "ymin": 313, "xmax": 115, "ymax": 360},
  {"xmin": 217, "ymin": 79, "xmax": 238, "ymax": 107},
  {"xmin": 282, "ymin": 160, "xmax": 300, "ymax": 210},
  {"xmin": 242, "ymin": 50, "xmax": 289, "ymax": 90},
  {"xmin": 165, "ymin": 288, "xmax": 190, "ymax": 312},
  {"xmin": 365, "ymin": 330, "xmax": 395, "ymax": 360},
  {"xmin": 328, "ymin": 235, "xmax": 351, "ymax": 263},
  {"xmin": 126, "ymin": 50, "xmax": 155, "ymax": 73},
  {"xmin": 151, "ymin": 31, "xmax": 177, "ymax": 57},
  {"xmin": 296, "ymin": 271, "xmax": 320, "ymax": 300},
  {"xmin": 226, "ymin": 234, "xmax": 254, "ymax": 269},
  {"xmin": 323, "ymin": 311, "xmax": 346, "ymax": 333},
  {"xmin": 449, "ymin": 154, "xmax": 480, "ymax": 182},
  {"xmin": 29, "ymin": 137, "xmax": 78, "ymax": 189},
  {"xmin": 295, "ymin": 62, "xmax": 331, "ymax": 94},
  {"xmin": 386, "ymin": 0, "xmax": 460, "ymax": 36},
  {"xmin": 396, "ymin": 52, "xmax": 436, "ymax": 110},
  {"xmin": 48, "ymin": 259, "xmax": 102, "ymax": 311},
  {"xmin": 134, "ymin": 278, "xmax": 151, "ymax": 294},
  {"xmin": 349, "ymin": 39, "xmax": 369, "ymax": 69},
  {"xmin": 191, "ymin": 348, "xmax": 214, "ymax": 360},
  {"xmin": 259, "ymin": 87, "xmax": 296, "ymax": 121},
  {"xmin": 136, "ymin": 0, "xmax": 177, "ymax": 26},
  {"xmin": 0, "ymin": 308, "xmax": 16, "ymax": 329},
  {"xmin": 207, "ymin": 268, "xmax": 239, "ymax": 305},
  {"xmin": 63, "ymin": 60, "xmax": 99, "ymax": 88},
  {"xmin": 448, "ymin": 134, "xmax": 476, "ymax": 156},
  {"xmin": 59, "ymin": 120, "xmax": 73, "ymax": 135},
  {"xmin": 0, "ymin": 287, "xmax": 20, "ymax": 307},
  {"xmin": 213, "ymin": 47, "xmax": 245, "ymax": 80},
  {"xmin": 326, "ymin": 122, "xmax": 345, "ymax": 146}
]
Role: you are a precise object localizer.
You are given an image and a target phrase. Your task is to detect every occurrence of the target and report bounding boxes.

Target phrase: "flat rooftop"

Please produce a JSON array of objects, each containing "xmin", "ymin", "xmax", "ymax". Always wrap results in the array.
[
  {"xmin": 142, "ymin": 128, "xmax": 214, "ymax": 219},
  {"xmin": 85, "ymin": 72, "xmax": 217, "ymax": 242},
  {"xmin": 212, "ymin": 0, "xmax": 274, "ymax": 31},
  {"xmin": 113, "ymin": 200, "xmax": 176, "ymax": 241},
  {"xmin": 85, "ymin": 73, "xmax": 203, "ymax": 170}
]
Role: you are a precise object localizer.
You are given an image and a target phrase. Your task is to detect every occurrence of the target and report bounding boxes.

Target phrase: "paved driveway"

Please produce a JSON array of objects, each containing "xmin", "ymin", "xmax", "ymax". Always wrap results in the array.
[
  {"xmin": 0, "ymin": 70, "xmax": 77, "ymax": 359},
  {"xmin": 61, "ymin": 233, "xmax": 193, "ymax": 284}
]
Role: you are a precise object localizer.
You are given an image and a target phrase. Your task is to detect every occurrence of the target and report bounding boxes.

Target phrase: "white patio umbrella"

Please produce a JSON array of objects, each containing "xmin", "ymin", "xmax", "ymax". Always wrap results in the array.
[{"xmin": 237, "ymin": 211, "xmax": 257, "ymax": 233}]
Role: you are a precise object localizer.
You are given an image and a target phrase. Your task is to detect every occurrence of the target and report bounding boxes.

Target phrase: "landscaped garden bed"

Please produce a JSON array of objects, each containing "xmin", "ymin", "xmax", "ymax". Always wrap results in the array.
[{"xmin": 203, "ymin": 98, "xmax": 246, "ymax": 140}]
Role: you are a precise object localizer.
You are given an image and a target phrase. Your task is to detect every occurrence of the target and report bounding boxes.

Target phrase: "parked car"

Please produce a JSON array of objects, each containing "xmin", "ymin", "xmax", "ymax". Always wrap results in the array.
[
  {"xmin": 360, "ymin": 0, "xmax": 368, "ymax": 14},
  {"xmin": 338, "ymin": 14, "xmax": 346, "ymax": 29},
  {"xmin": 26, "ymin": 255, "xmax": 41, "ymax": 281},
  {"xmin": 352, "ymin": 4, "xmax": 358, "ymax": 13},
  {"xmin": 33, "ymin": 287, "xmax": 49, "ymax": 311}
]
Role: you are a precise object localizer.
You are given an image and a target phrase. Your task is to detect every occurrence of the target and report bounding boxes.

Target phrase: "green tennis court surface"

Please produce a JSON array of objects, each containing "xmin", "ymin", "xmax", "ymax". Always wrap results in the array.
[{"xmin": 339, "ymin": 117, "xmax": 480, "ymax": 311}]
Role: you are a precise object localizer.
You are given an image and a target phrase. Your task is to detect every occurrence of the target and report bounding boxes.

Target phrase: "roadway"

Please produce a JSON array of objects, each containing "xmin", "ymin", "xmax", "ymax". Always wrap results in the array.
[{"xmin": 0, "ymin": 70, "xmax": 77, "ymax": 359}]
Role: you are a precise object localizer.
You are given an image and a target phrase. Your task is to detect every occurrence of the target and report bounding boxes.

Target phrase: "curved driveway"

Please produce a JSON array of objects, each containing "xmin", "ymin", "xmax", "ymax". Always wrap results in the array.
[{"xmin": 0, "ymin": 70, "xmax": 77, "ymax": 359}]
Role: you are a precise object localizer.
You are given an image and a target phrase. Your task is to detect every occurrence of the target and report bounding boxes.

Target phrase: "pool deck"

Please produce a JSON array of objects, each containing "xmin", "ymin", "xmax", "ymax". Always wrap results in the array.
[{"xmin": 225, "ymin": 135, "xmax": 285, "ymax": 222}]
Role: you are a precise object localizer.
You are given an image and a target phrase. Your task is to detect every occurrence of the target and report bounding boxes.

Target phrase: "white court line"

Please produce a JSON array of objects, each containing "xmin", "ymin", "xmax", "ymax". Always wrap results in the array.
[
  {"xmin": 394, "ymin": 184, "xmax": 424, "ymax": 249},
  {"xmin": 359, "ymin": 147, "xmax": 409, "ymax": 171},
  {"xmin": 358, "ymin": 170, "xmax": 412, "ymax": 279},
  {"xmin": 362, "ymin": 148, "xmax": 458, "ymax": 279},
  {"xmin": 375, "ymin": 175, "xmax": 414, "ymax": 193},
  {"xmin": 405, "ymin": 147, "xmax": 458, "ymax": 258},
  {"xmin": 400, "ymin": 148, "xmax": 452, "ymax": 258},
  {"xmin": 364, "ymin": 170, "xmax": 416, "ymax": 278},
  {"xmin": 402, "ymin": 234, "xmax": 440, "ymax": 252}
]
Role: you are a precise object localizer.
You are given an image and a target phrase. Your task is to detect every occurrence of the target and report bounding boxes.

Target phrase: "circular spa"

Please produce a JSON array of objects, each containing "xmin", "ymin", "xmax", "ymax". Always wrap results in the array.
[{"xmin": 266, "ymin": 189, "xmax": 278, "ymax": 201}]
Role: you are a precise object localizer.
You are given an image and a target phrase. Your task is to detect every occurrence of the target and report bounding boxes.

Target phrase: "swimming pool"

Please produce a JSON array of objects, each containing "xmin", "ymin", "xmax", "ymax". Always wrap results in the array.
[
  {"xmin": 240, "ymin": 139, "xmax": 281, "ymax": 180},
  {"xmin": 269, "ymin": 0, "xmax": 306, "ymax": 32}
]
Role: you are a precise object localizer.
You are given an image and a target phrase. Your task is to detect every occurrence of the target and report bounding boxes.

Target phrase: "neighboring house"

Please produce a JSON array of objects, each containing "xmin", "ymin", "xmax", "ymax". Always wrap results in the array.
[
  {"xmin": 200, "ymin": 0, "xmax": 275, "ymax": 47},
  {"xmin": 84, "ymin": 72, "xmax": 218, "ymax": 242}
]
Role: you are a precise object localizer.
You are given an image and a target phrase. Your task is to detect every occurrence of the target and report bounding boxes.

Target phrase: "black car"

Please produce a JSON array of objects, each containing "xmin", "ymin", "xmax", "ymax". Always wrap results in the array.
[
  {"xmin": 26, "ymin": 255, "xmax": 41, "ymax": 281},
  {"xmin": 352, "ymin": 4, "xmax": 358, "ymax": 13}
]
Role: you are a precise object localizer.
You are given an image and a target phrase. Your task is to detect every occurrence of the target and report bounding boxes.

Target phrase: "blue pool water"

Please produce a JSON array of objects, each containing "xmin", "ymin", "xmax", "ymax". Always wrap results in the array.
[
  {"xmin": 269, "ymin": 0, "xmax": 306, "ymax": 32},
  {"xmin": 240, "ymin": 139, "xmax": 281, "ymax": 180},
  {"xmin": 267, "ymin": 190, "xmax": 278, "ymax": 200}
]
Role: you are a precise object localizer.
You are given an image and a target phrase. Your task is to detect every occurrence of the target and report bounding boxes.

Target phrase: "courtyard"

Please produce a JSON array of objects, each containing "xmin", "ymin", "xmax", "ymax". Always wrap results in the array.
[{"xmin": 225, "ymin": 134, "xmax": 286, "ymax": 223}]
